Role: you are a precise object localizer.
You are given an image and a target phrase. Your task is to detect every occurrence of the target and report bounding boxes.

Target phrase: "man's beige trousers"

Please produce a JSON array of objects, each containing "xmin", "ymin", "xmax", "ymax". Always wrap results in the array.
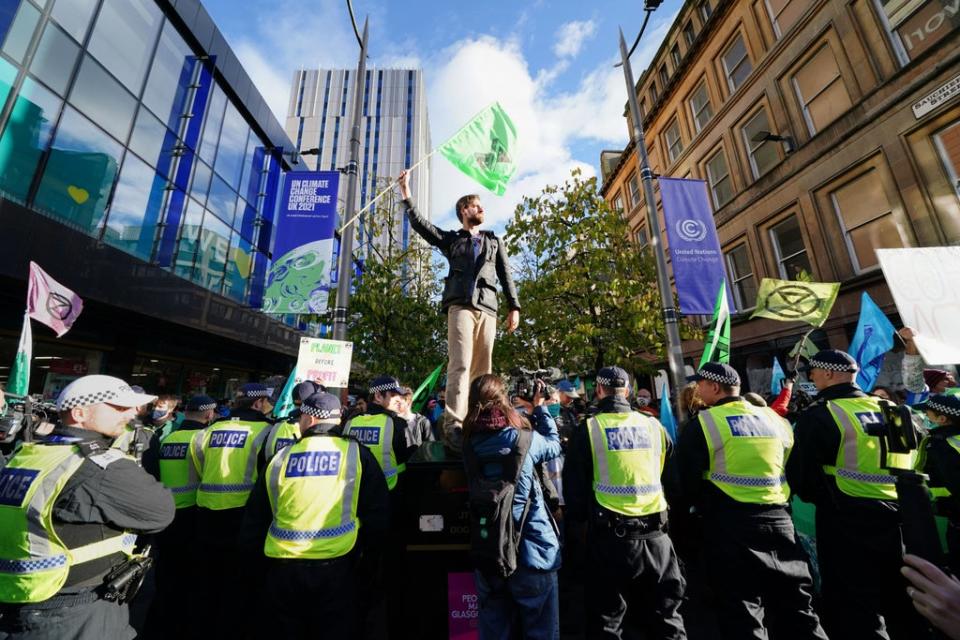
[{"xmin": 443, "ymin": 304, "xmax": 497, "ymax": 430}]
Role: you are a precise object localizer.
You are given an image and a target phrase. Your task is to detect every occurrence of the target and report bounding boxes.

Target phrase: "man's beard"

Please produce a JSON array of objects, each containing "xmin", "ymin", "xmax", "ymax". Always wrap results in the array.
[{"xmin": 466, "ymin": 212, "xmax": 483, "ymax": 226}]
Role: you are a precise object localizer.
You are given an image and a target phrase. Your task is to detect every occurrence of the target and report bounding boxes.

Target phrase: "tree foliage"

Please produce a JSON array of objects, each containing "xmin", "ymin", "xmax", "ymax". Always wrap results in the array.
[{"xmin": 495, "ymin": 169, "xmax": 700, "ymax": 374}]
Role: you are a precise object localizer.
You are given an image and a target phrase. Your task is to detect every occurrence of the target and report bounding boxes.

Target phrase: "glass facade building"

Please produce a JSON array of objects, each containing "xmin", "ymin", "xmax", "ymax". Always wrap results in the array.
[{"xmin": 0, "ymin": 0, "xmax": 305, "ymax": 397}]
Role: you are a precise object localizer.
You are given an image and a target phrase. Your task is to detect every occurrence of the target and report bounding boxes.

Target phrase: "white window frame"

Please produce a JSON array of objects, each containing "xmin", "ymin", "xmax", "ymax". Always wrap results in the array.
[
  {"xmin": 699, "ymin": 0, "xmax": 713, "ymax": 23},
  {"xmin": 725, "ymin": 244, "xmax": 756, "ymax": 311},
  {"xmin": 764, "ymin": 0, "xmax": 795, "ymax": 39},
  {"xmin": 689, "ymin": 81, "xmax": 713, "ymax": 133},
  {"xmin": 671, "ymin": 44, "xmax": 682, "ymax": 68},
  {"xmin": 628, "ymin": 173, "xmax": 641, "ymax": 209},
  {"xmin": 829, "ymin": 169, "xmax": 902, "ymax": 274},
  {"xmin": 742, "ymin": 108, "xmax": 778, "ymax": 179},
  {"xmin": 683, "ymin": 21, "xmax": 696, "ymax": 47},
  {"xmin": 791, "ymin": 45, "xmax": 845, "ymax": 136},
  {"xmin": 665, "ymin": 119, "xmax": 684, "ymax": 162},
  {"xmin": 769, "ymin": 216, "xmax": 810, "ymax": 279},
  {"xmin": 705, "ymin": 149, "xmax": 732, "ymax": 208},
  {"xmin": 722, "ymin": 34, "xmax": 752, "ymax": 93}
]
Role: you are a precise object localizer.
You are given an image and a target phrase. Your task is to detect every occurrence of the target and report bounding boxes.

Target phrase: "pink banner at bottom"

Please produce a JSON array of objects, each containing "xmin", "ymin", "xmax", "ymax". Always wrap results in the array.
[{"xmin": 448, "ymin": 572, "xmax": 479, "ymax": 639}]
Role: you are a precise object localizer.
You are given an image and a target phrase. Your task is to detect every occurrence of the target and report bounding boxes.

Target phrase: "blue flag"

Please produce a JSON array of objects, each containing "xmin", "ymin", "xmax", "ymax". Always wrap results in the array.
[
  {"xmin": 659, "ymin": 383, "xmax": 677, "ymax": 443},
  {"xmin": 770, "ymin": 357, "xmax": 786, "ymax": 395},
  {"xmin": 848, "ymin": 291, "xmax": 895, "ymax": 392}
]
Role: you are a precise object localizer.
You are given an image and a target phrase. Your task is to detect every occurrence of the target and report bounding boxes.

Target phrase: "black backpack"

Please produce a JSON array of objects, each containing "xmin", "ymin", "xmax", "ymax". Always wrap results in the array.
[{"xmin": 463, "ymin": 428, "xmax": 534, "ymax": 579}]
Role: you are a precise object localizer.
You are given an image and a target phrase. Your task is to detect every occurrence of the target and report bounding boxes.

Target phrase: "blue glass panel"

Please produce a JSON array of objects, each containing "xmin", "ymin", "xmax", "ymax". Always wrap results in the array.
[
  {"xmin": 142, "ymin": 21, "xmax": 194, "ymax": 132},
  {"xmin": 0, "ymin": 76, "xmax": 61, "ymax": 202},
  {"xmin": 173, "ymin": 197, "xmax": 203, "ymax": 280},
  {"xmin": 34, "ymin": 106, "xmax": 121, "ymax": 236},
  {"xmin": 29, "ymin": 22, "xmax": 79, "ymax": 96},
  {"xmin": 196, "ymin": 212, "xmax": 230, "ymax": 293},
  {"xmin": 50, "ymin": 0, "xmax": 97, "ymax": 44},
  {"xmin": 102, "ymin": 152, "xmax": 166, "ymax": 261},
  {"xmin": 0, "ymin": 2, "xmax": 19, "ymax": 45},
  {"xmin": 1, "ymin": 0, "xmax": 37, "ymax": 63},
  {"xmin": 198, "ymin": 83, "xmax": 225, "ymax": 165},
  {"xmin": 206, "ymin": 174, "xmax": 235, "ymax": 226},
  {"xmin": 128, "ymin": 106, "xmax": 178, "ymax": 178},
  {"xmin": 190, "ymin": 158, "xmax": 211, "ymax": 201},
  {"xmin": 0, "ymin": 50, "xmax": 13, "ymax": 104},
  {"xmin": 69, "ymin": 55, "xmax": 137, "ymax": 143},
  {"xmin": 256, "ymin": 151, "xmax": 280, "ymax": 254},
  {"xmin": 87, "ymin": 0, "xmax": 161, "ymax": 94},
  {"xmin": 223, "ymin": 232, "xmax": 252, "ymax": 302},
  {"xmin": 213, "ymin": 102, "xmax": 247, "ymax": 189},
  {"xmin": 248, "ymin": 251, "xmax": 267, "ymax": 308}
]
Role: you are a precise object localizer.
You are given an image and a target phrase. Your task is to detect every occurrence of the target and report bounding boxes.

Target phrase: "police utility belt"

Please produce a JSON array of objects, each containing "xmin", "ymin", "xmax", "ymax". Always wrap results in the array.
[{"xmin": 593, "ymin": 509, "xmax": 667, "ymax": 538}]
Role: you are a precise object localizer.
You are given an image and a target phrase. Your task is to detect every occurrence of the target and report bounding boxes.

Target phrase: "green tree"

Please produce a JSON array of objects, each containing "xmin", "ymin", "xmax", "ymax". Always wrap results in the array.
[{"xmin": 496, "ymin": 169, "xmax": 699, "ymax": 374}]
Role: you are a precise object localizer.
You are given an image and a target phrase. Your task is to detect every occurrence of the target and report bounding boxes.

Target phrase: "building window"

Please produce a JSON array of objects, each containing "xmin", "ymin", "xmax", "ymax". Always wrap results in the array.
[
  {"xmin": 792, "ymin": 44, "xmax": 852, "ymax": 136},
  {"xmin": 725, "ymin": 244, "xmax": 757, "ymax": 311},
  {"xmin": 765, "ymin": 0, "xmax": 806, "ymax": 38},
  {"xmin": 873, "ymin": 0, "xmax": 960, "ymax": 65},
  {"xmin": 689, "ymin": 81, "xmax": 713, "ymax": 133},
  {"xmin": 628, "ymin": 172, "xmax": 642, "ymax": 209},
  {"xmin": 721, "ymin": 34, "xmax": 752, "ymax": 93},
  {"xmin": 639, "ymin": 98, "xmax": 647, "ymax": 121},
  {"xmin": 659, "ymin": 64, "xmax": 670, "ymax": 88},
  {"xmin": 0, "ymin": 75, "xmax": 62, "ymax": 202},
  {"xmin": 683, "ymin": 21, "xmax": 697, "ymax": 47},
  {"xmin": 671, "ymin": 44, "xmax": 682, "ymax": 68},
  {"xmin": 934, "ymin": 120, "xmax": 960, "ymax": 199},
  {"xmin": 830, "ymin": 168, "xmax": 908, "ymax": 272},
  {"xmin": 613, "ymin": 193, "xmax": 624, "ymax": 214},
  {"xmin": 649, "ymin": 83, "xmax": 658, "ymax": 105},
  {"xmin": 705, "ymin": 149, "xmax": 734, "ymax": 208},
  {"xmin": 742, "ymin": 108, "xmax": 781, "ymax": 178},
  {"xmin": 665, "ymin": 119, "xmax": 684, "ymax": 162},
  {"xmin": 635, "ymin": 227, "xmax": 649, "ymax": 250},
  {"xmin": 769, "ymin": 215, "xmax": 812, "ymax": 280},
  {"xmin": 699, "ymin": 0, "xmax": 713, "ymax": 22},
  {"xmin": 87, "ymin": 0, "xmax": 163, "ymax": 94}
]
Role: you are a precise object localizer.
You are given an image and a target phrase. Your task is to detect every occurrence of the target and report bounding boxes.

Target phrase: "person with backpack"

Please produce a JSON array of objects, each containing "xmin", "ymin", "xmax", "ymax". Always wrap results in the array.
[
  {"xmin": 563, "ymin": 366, "xmax": 687, "ymax": 639},
  {"xmin": 462, "ymin": 373, "xmax": 562, "ymax": 639}
]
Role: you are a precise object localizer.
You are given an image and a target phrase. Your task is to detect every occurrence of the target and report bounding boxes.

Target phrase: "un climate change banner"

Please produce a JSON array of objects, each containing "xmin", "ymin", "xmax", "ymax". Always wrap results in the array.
[
  {"xmin": 264, "ymin": 171, "xmax": 340, "ymax": 314},
  {"xmin": 660, "ymin": 177, "xmax": 733, "ymax": 314}
]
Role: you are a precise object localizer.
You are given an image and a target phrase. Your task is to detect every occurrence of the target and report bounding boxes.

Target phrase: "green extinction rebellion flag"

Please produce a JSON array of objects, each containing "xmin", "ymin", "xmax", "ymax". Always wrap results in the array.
[
  {"xmin": 8, "ymin": 313, "xmax": 32, "ymax": 396},
  {"xmin": 439, "ymin": 102, "xmax": 518, "ymax": 196},
  {"xmin": 699, "ymin": 281, "xmax": 731, "ymax": 367},
  {"xmin": 750, "ymin": 278, "xmax": 840, "ymax": 328}
]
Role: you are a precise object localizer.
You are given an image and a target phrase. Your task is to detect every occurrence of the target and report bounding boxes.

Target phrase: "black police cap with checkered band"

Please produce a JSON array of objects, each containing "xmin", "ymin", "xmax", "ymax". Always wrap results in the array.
[
  {"xmin": 369, "ymin": 375, "xmax": 402, "ymax": 394},
  {"xmin": 596, "ymin": 366, "xmax": 629, "ymax": 388},
  {"xmin": 690, "ymin": 362, "xmax": 741, "ymax": 387},
  {"xmin": 239, "ymin": 383, "xmax": 270, "ymax": 398},
  {"xmin": 803, "ymin": 349, "xmax": 859, "ymax": 374},
  {"xmin": 301, "ymin": 392, "xmax": 342, "ymax": 420},
  {"xmin": 186, "ymin": 395, "xmax": 217, "ymax": 412},
  {"xmin": 918, "ymin": 393, "xmax": 960, "ymax": 417}
]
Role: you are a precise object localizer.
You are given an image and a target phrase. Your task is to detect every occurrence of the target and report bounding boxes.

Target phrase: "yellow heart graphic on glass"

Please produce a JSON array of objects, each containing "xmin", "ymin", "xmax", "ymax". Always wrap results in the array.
[{"xmin": 67, "ymin": 185, "xmax": 89, "ymax": 204}]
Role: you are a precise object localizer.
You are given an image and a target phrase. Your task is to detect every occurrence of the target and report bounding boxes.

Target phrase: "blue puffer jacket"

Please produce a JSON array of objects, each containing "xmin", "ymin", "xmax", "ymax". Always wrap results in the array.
[{"xmin": 466, "ymin": 405, "xmax": 563, "ymax": 571}]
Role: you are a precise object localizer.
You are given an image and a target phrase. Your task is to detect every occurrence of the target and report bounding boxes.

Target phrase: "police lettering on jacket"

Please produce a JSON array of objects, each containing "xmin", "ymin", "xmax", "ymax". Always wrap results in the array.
[
  {"xmin": 726, "ymin": 415, "xmax": 780, "ymax": 438},
  {"xmin": 0, "ymin": 468, "xmax": 39, "ymax": 506},
  {"xmin": 209, "ymin": 431, "xmax": 249, "ymax": 448},
  {"xmin": 159, "ymin": 443, "xmax": 189, "ymax": 459},
  {"xmin": 604, "ymin": 426, "xmax": 652, "ymax": 451},
  {"xmin": 285, "ymin": 451, "xmax": 341, "ymax": 477},
  {"xmin": 350, "ymin": 427, "xmax": 381, "ymax": 445}
]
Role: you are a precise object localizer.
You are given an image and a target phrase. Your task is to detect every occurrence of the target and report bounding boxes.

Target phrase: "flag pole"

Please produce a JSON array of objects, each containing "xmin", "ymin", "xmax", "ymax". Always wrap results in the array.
[
  {"xmin": 338, "ymin": 147, "xmax": 438, "ymax": 234},
  {"xmin": 619, "ymin": 28, "xmax": 688, "ymax": 423}
]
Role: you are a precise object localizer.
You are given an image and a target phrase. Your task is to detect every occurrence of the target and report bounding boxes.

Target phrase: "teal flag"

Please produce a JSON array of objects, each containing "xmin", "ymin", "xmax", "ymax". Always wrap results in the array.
[
  {"xmin": 439, "ymin": 102, "xmax": 518, "ymax": 196},
  {"xmin": 848, "ymin": 292, "xmax": 895, "ymax": 392},
  {"xmin": 8, "ymin": 313, "xmax": 31, "ymax": 396},
  {"xmin": 272, "ymin": 369, "xmax": 298, "ymax": 420},
  {"xmin": 770, "ymin": 357, "xmax": 786, "ymax": 395},
  {"xmin": 412, "ymin": 364, "xmax": 445, "ymax": 414},
  {"xmin": 659, "ymin": 383, "xmax": 676, "ymax": 443}
]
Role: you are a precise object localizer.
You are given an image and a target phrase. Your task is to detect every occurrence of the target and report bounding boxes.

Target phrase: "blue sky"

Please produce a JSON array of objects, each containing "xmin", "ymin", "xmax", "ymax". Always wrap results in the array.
[{"xmin": 203, "ymin": 0, "xmax": 684, "ymax": 229}]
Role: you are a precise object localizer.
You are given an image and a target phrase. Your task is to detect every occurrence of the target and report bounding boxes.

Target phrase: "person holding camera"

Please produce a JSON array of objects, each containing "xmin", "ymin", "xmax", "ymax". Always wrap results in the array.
[
  {"xmin": 915, "ymin": 393, "xmax": 960, "ymax": 575},
  {"xmin": 788, "ymin": 349, "xmax": 930, "ymax": 639},
  {"xmin": 564, "ymin": 366, "xmax": 687, "ymax": 639}
]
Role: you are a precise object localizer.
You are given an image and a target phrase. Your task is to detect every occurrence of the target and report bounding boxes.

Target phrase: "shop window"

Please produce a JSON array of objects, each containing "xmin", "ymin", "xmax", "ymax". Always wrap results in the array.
[
  {"xmin": 34, "ymin": 106, "xmax": 121, "ymax": 237},
  {"xmin": 87, "ymin": 0, "xmax": 162, "ymax": 94},
  {"xmin": 725, "ymin": 244, "xmax": 757, "ymax": 310},
  {"xmin": 873, "ymin": 0, "xmax": 960, "ymax": 65},
  {"xmin": 69, "ymin": 55, "xmax": 137, "ymax": 144},
  {"xmin": 722, "ymin": 33, "xmax": 752, "ymax": 93},
  {"xmin": 103, "ymin": 153, "xmax": 166, "ymax": 262},
  {"xmin": 50, "ymin": 0, "xmax": 98, "ymax": 44},
  {"xmin": 30, "ymin": 23, "xmax": 80, "ymax": 97},
  {"xmin": 2, "ymin": 0, "xmax": 39, "ymax": 63},
  {"xmin": 705, "ymin": 148, "xmax": 734, "ymax": 208},
  {"xmin": 765, "ymin": 0, "xmax": 806, "ymax": 38},
  {"xmin": 792, "ymin": 44, "xmax": 852, "ymax": 136},
  {"xmin": 689, "ymin": 80, "xmax": 713, "ymax": 133},
  {"xmin": 628, "ymin": 172, "xmax": 641, "ymax": 208},
  {"xmin": 769, "ymin": 215, "xmax": 812, "ymax": 280},
  {"xmin": 742, "ymin": 107, "xmax": 781, "ymax": 178},
  {"xmin": 934, "ymin": 120, "xmax": 960, "ymax": 200},
  {"xmin": 0, "ymin": 71, "xmax": 62, "ymax": 203},
  {"xmin": 830, "ymin": 168, "xmax": 908, "ymax": 271},
  {"xmin": 665, "ymin": 118, "xmax": 684, "ymax": 162}
]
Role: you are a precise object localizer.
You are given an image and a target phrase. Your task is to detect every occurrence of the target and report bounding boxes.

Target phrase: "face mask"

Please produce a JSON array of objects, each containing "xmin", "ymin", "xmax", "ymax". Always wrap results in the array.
[
  {"xmin": 151, "ymin": 409, "xmax": 169, "ymax": 421},
  {"xmin": 546, "ymin": 403, "xmax": 561, "ymax": 418},
  {"xmin": 636, "ymin": 397, "xmax": 650, "ymax": 408}
]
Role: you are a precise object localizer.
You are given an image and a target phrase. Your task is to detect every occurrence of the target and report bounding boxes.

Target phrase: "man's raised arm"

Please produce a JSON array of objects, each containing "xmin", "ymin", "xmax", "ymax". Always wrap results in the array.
[{"xmin": 398, "ymin": 169, "xmax": 446, "ymax": 249}]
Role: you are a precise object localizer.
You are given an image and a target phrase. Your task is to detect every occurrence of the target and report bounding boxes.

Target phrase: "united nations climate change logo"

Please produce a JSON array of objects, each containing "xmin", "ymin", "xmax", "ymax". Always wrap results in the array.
[{"xmin": 676, "ymin": 219, "xmax": 707, "ymax": 242}]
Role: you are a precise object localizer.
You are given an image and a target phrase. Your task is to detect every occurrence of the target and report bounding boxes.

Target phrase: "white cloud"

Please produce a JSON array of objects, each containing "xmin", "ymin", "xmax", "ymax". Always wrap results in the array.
[{"xmin": 553, "ymin": 20, "xmax": 597, "ymax": 58}]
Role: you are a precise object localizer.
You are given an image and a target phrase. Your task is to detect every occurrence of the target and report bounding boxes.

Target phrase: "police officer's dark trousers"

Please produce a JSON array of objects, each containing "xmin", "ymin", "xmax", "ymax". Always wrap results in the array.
[
  {"xmin": 258, "ymin": 554, "xmax": 358, "ymax": 638},
  {"xmin": 816, "ymin": 505, "xmax": 933, "ymax": 640},
  {"xmin": 143, "ymin": 508, "xmax": 200, "ymax": 638},
  {"xmin": 585, "ymin": 515, "xmax": 686, "ymax": 640},
  {"xmin": 701, "ymin": 508, "xmax": 827, "ymax": 640},
  {"xmin": 0, "ymin": 592, "xmax": 134, "ymax": 640}
]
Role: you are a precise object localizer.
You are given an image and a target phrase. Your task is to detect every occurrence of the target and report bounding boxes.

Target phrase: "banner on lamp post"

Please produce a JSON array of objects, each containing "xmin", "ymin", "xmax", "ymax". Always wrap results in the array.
[
  {"xmin": 660, "ymin": 178, "xmax": 733, "ymax": 314},
  {"xmin": 263, "ymin": 171, "xmax": 340, "ymax": 314}
]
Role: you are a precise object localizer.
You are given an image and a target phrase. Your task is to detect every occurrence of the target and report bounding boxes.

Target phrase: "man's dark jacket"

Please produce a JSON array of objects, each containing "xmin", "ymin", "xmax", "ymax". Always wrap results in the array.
[{"xmin": 403, "ymin": 198, "xmax": 520, "ymax": 316}]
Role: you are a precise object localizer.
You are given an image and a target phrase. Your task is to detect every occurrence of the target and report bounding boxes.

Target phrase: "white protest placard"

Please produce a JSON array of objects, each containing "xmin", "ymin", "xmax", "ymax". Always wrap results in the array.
[
  {"xmin": 877, "ymin": 247, "xmax": 960, "ymax": 365},
  {"xmin": 295, "ymin": 338, "xmax": 353, "ymax": 388}
]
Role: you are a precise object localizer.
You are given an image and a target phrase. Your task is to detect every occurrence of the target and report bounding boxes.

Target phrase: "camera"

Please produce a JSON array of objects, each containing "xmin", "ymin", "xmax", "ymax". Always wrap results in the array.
[
  {"xmin": 509, "ymin": 367, "xmax": 562, "ymax": 402},
  {"xmin": 0, "ymin": 394, "xmax": 58, "ymax": 454}
]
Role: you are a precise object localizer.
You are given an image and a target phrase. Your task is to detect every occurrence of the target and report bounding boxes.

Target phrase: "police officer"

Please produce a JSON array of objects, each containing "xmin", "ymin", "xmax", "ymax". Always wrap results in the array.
[
  {"xmin": 564, "ymin": 366, "xmax": 687, "ymax": 639},
  {"xmin": 194, "ymin": 382, "xmax": 274, "ymax": 639},
  {"xmin": 916, "ymin": 393, "xmax": 960, "ymax": 574},
  {"xmin": 0, "ymin": 375, "xmax": 174, "ymax": 639},
  {"xmin": 787, "ymin": 349, "xmax": 929, "ymax": 639},
  {"xmin": 263, "ymin": 381, "xmax": 320, "ymax": 461},
  {"xmin": 678, "ymin": 362, "xmax": 827, "ymax": 640},
  {"xmin": 554, "ymin": 380, "xmax": 581, "ymax": 449},
  {"xmin": 143, "ymin": 394, "xmax": 217, "ymax": 638},
  {"xmin": 239, "ymin": 392, "xmax": 389, "ymax": 637}
]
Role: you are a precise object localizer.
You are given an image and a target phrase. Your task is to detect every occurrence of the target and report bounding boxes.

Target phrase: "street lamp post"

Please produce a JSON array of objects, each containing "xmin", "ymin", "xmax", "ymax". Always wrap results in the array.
[
  {"xmin": 332, "ymin": 18, "xmax": 369, "ymax": 343},
  {"xmin": 618, "ymin": 28, "xmax": 689, "ymax": 423}
]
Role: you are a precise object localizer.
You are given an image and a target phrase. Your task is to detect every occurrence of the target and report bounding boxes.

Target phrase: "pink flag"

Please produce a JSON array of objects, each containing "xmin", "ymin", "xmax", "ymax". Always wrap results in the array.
[{"xmin": 27, "ymin": 262, "xmax": 83, "ymax": 337}]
